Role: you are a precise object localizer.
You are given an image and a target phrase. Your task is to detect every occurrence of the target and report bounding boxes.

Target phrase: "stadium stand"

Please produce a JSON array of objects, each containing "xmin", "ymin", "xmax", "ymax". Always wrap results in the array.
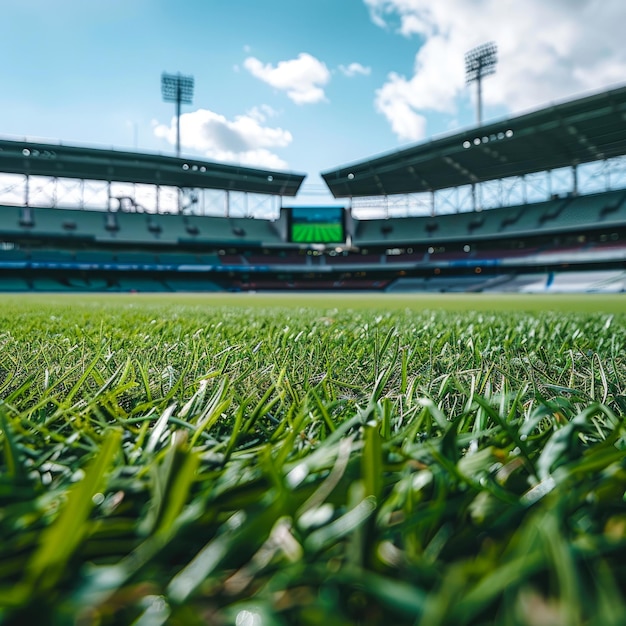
[
  {"xmin": 351, "ymin": 190, "xmax": 626, "ymax": 248},
  {"xmin": 74, "ymin": 250, "xmax": 115, "ymax": 264},
  {"xmin": 0, "ymin": 276, "xmax": 30, "ymax": 291},
  {"xmin": 386, "ymin": 275, "xmax": 494, "ymax": 292},
  {"xmin": 164, "ymin": 278, "xmax": 223, "ymax": 292},
  {"xmin": 0, "ymin": 85, "xmax": 625, "ymax": 292},
  {"xmin": 542, "ymin": 270, "xmax": 622, "ymax": 293}
]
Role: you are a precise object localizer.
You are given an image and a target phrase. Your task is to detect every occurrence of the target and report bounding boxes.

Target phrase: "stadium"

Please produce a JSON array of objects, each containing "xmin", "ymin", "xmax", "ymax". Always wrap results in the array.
[
  {"xmin": 2, "ymin": 10, "xmax": 626, "ymax": 620},
  {"xmin": 1, "ymin": 83, "xmax": 625, "ymax": 294}
]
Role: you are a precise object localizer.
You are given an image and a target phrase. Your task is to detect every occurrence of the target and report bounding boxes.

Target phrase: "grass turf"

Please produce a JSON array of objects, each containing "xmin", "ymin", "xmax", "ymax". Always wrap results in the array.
[
  {"xmin": 3, "ymin": 291, "xmax": 625, "ymax": 313},
  {"xmin": 0, "ymin": 292, "xmax": 625, "ymax": 625}
]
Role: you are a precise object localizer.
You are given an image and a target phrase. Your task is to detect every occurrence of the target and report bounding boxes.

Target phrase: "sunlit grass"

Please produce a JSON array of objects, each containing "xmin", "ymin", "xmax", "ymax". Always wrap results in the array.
[
  {"xmin": 4, "ymin": 291, "xmax": 625, "ymax": 313},
  {"xmin": 0, "ymin": 293, "xmax": 625, "ymax": 625}
]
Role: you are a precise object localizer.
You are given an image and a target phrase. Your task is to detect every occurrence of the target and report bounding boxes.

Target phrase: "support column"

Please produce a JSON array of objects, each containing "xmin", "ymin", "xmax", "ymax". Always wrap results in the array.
[
  {"xmin": 476, "ymin": 76, "xmax": 483, "ymax": 126},
  {"xmin": 547, "ymin": 169, "xmax": 552, "ymax": 199},
  {"xmin": 175, "ymin": 92, "xmax": 181, "ymax": 158}
]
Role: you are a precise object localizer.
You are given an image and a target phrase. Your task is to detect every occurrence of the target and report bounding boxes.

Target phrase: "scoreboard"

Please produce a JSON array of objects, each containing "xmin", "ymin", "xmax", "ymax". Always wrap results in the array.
[{"xmin": 287, "ymin": 207, "xmax": 346, "ymax": 244}]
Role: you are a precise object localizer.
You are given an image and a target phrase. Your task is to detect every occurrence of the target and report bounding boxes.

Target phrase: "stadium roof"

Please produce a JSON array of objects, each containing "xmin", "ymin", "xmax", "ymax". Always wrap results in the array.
[
  {"xmin": 321, "ymin": 84, "xmax": 626, "ymax": 198},
  {"xmin": 0, "ymin": 139, "xmax": 305, "ymax": 197}
]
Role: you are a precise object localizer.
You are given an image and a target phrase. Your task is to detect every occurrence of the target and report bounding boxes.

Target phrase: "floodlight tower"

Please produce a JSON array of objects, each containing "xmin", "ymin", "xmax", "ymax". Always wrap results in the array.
[
  {"xmin": 465, "ymin": 42, "xmax": 497, "ymax": 126},
  {"xmin": 161, "ymin": 72, "xmax": 194, "ymax": 157}
]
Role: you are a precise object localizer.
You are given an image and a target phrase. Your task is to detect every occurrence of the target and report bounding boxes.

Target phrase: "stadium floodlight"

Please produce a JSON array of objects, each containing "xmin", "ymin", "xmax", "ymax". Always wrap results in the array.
[
  {"xmin": 465, "ymin": 42, "xmax": 497, "ymax": 126},
  {"xmin": 161, "ymin": 72, "xmax": 195, "ymax": 157}
]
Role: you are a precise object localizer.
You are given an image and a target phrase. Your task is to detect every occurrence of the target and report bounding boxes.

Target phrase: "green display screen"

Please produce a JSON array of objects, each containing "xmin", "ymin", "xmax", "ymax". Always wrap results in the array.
[{"xmin": 289, "ymin": 207, "xmax": 345, "ymax": 244}]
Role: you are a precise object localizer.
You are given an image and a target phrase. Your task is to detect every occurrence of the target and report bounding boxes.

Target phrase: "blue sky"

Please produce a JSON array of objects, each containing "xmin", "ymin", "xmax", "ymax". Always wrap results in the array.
[{"xmin": 2, "ymin": 0, "xmax": 625, "ymax": 203}]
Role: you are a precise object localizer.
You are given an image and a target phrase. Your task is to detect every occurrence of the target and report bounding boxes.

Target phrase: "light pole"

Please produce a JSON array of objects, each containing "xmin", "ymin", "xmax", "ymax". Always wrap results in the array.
[
  {"xmin": 465, "ymin": 43, "xmax": 497, "ymax": 126},
  {"xmin": 161, "ymin": 72, "xmax": 194, "ymax": 157}
]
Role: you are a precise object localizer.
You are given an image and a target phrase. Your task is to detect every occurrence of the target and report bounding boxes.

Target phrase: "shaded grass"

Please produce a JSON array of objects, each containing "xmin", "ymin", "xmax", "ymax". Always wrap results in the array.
[{"xmin": 0, "ymin": 294, "xmax": 625, "ymax": 624}]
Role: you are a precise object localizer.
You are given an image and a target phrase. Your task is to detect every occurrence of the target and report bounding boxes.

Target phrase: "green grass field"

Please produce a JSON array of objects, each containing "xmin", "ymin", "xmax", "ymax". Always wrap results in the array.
[
  {"xmin": 0, "ymin": 293, "xmax": 625, "ymax": 625},
  {"xmin": 291, "ymin": 222, "xmax": 344, "ymax": 243}
]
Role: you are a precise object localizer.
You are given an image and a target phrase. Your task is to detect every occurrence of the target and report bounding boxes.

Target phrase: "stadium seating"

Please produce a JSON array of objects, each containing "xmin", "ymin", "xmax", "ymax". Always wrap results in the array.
[
  {"xmin": 164, "ymin": 278, "xmax": 223, "ymax": 292},
  {"xmin": 197, "ymin": 253, "xmax": 222, "ymax": 265},
  {"xmin": 0, "ymin": 206, "xmax": 35, "ymax": 235},
  {"xmin": 0, "ymin": 248, "xmax": 29, "ymax": 262},
  {"xmin": 219, "ymin": 253, "xmax": 246, "ymax": 265},
  {"xmin": 0, "ymin": 276, "xmax": 30, "ymax": 291},
  {"xmin": 113, "ymin": 278, "xmax": 171, "ymax": 292},
  {"xmin": 384, "ymin": 251, "xmax": 426, "ymax": 264},
  {"xmin": 484, "ymin": 274, "xmax": 550, "ymax": 292},
  {"xmin": 544, "ymin": 270, "xmax": 626, "ymax": 293},
  {"xmin": 114, "ymin": 251, "xmax": 159, "ymax": 264},
  {"xmin": 328, "ymin": 252, "xmax": 384, "ymax": 266},
  {"xmin": 386, "ymin": 275, "xmax": 493, "ymax": 292},
  {"xmin": 157, "ymin": 252, "xmax": 202, "ymax": 265},
  {"xmin": 245, "ymin": 252, "xmax": 309, "ymax": 266},
  {"xmin": 352, "ymin": 190, "xmax": 626, "ymax": 248},
  {"xmin": 74, "ymin": 250, "xmax": 115, "ymax": 264},
  {"xmin": 1, "ymin": 185, "xmax": 624, "ymax": 293},
  {"xmin": 30, "ymin": 249, "xmax": 76, "ymax": 263}
]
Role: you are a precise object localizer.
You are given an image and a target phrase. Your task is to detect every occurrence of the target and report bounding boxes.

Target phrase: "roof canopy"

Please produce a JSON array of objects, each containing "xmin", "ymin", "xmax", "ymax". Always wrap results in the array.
[
  {"xmin": 0, "ymin": 139, "xmax": 305, "ymax": 197},
  {"xmin": 322, "ymin": 84, "xmax": 626, "ymax": 198}
]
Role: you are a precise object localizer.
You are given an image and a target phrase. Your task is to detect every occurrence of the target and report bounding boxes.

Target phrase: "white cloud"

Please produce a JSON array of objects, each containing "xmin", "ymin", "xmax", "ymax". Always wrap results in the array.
[
  {"xmin": 339, "ymin": 62, "xmax": 371, "ymax": 77},
  {"xmin": 244, "ymin": 53, "xmax": 331, "ymax": 104},
  {"xmin": 365, "ymin": 0, "xmax": 626, "ymax": 141},
  {"xmin": 153, "ymin": 107, "xmax": 292, "ymax": 170},
  {"xmin": 247, "ymin": 104, "xmax": 279, "ymax": 122}
]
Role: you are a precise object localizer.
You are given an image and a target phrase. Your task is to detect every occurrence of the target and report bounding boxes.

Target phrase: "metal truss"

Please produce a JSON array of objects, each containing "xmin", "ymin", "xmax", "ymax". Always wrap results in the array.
[
  {"xmin": 350, "ymin": 156, "xmax": 626, "ymax": 219},
  {"xmin": 0, "ymin": 173, "xmax": 282, "ymax": 219}
]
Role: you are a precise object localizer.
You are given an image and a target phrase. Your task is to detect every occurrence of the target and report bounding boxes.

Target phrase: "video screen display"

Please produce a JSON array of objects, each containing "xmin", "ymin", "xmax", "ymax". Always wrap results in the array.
[{"xmin": 288, "ymin": 207, "xmax": 345, "ymax": 244}]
